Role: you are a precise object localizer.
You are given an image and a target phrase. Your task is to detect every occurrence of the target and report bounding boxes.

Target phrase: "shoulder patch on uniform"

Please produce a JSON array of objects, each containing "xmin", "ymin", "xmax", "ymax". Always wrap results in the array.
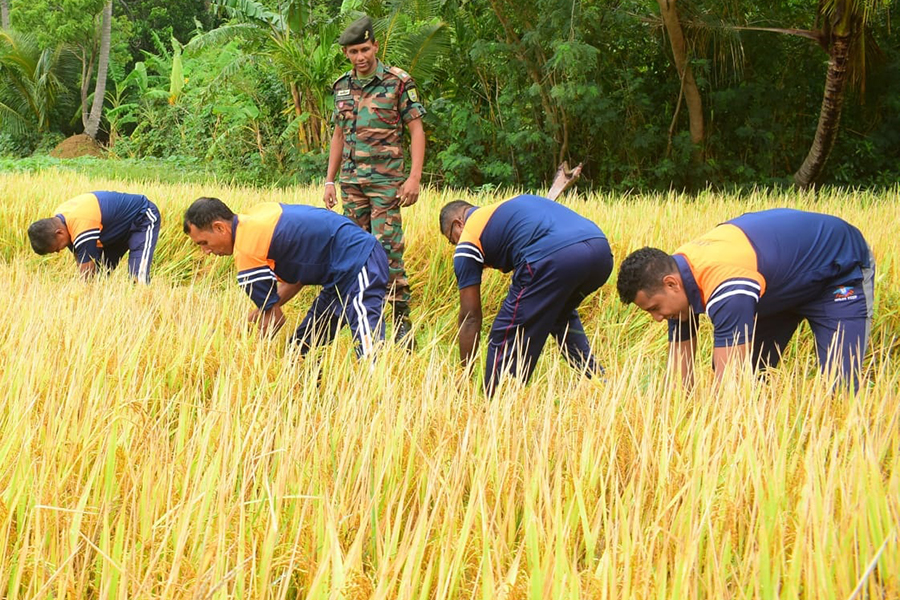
[
  {"xmin": 387, "ymin": 66, "xmax": 411, "ymax": 80},
  {"xmin": 335, "ymin": 89, "xmax": 351, "ymax": 97},
  {"xmin": 407, "ymin": 87, "xmax": 419, "ymax": 103}
]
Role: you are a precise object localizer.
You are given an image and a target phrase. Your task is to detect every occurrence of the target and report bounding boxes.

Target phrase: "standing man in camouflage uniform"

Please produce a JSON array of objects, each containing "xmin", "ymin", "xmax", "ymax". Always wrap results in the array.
[{"xmin": 323, "ymin": 15, "xmax": 426, "ymax": 347}]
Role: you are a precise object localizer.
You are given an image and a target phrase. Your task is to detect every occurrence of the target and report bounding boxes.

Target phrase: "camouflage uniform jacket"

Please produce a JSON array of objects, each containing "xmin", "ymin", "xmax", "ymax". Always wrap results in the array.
[{"xmin": 331, "ymin": 60, "xmax": 426, "ymax": 184}]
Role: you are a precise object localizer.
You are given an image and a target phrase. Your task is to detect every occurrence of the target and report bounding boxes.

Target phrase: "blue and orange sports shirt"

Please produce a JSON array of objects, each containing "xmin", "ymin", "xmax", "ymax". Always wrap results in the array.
[
  {"xmin": 233, "ymin": 203, "xmax": 377, "ymax": 310},
  {"xmin": 453, "ymin": 194, "xmax": 606, "ymax": 289},
  {"xmin": 669, "ymin": 208, "xmax": 872, "ymax": 346},
  {"xmin": 55, "ymin": 191, "xmax": 153, "ymax": 265}
]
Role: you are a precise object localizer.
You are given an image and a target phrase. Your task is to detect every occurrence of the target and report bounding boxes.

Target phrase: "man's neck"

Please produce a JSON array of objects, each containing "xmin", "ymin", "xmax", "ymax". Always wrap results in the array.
[{"xmin": 354, "ymin": 60, "xmax": 379, "ymax": 81}]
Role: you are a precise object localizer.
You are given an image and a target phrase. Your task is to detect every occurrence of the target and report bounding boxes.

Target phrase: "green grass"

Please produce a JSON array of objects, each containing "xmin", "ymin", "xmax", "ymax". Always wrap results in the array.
[
  {"xmin": 0, "ymin": 155, "xmax": 219, "ymax": 186},
  {"xmin": 0, "ymin": 168, "xmax": 897, "ymax": 599}
]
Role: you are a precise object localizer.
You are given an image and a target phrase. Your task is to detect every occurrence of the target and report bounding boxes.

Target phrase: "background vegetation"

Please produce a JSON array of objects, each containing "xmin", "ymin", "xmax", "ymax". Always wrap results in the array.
[
  {"xmin": 0, "ymin": 171, "xmax": 898, "ymax": 598},
  {"xmin": 1, "ymin": 0, "xmax": 898, "ymax": 190}
]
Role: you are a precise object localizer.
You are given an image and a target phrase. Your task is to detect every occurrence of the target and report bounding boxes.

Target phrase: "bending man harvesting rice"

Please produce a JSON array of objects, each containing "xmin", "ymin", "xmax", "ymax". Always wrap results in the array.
[
  {"xmin": 183, "ymin": 197, "xmax": 389, "ymax": 360},
  {"xmin": 616, "ymin": 208, "xmax": 875, "ymax": 389},
  {"xmin": 439, "ymin": 189, "xmax": 612, "ymax": 397},
  {"xmin": 28, "ymin": 191, "xmax": 161, "ymax": 283}
]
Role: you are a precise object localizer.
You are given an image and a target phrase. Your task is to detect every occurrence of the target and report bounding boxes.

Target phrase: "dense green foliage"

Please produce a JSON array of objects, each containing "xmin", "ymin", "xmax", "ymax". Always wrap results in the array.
[{"xmin": 1, "ymin": 0, "xmax": 897, "ymax": 190}]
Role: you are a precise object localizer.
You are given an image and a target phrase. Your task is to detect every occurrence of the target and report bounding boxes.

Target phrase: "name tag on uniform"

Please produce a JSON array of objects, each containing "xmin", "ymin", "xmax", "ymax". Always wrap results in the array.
[{"xmin": 336, "ymin": 89, "xmax": 351, "ymax": 98}]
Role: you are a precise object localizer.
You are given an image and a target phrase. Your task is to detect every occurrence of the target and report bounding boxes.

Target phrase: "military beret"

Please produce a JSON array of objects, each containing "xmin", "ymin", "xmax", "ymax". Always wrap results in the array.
[{"xmin": 339, "ymin": 16, "xmax": 375, "ymax": 46}]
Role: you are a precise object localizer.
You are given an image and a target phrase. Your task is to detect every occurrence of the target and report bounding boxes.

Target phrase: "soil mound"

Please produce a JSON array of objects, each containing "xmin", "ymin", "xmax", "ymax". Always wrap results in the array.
[{"xmin": 49, "ymin": 134, "xmax": 105, "ymax": 159}]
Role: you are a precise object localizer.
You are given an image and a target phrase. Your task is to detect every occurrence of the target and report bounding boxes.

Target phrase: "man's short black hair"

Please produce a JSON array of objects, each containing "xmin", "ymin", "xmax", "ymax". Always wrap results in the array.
[
  {"xmin": 183, "ymin": 197, "xmax": 235, "ymax": 234},
  {"xmin": 27, "ymin": 218, "xmax": 60, "ymax": 255},
  {"xmin": 616, "ymin": 247, "xmax": 678, "ymax": 304},
  {"xmin": 439, "ymin": 199, "xmax": 474, "ymax": 236}
]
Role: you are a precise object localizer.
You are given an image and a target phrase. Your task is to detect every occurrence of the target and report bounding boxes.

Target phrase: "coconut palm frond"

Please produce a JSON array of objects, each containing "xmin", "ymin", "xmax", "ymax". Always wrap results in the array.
[
  {"xmin": 374, "ymin": 10, "xmax": 407, "ymax": 60},
  {"xmin": 682, "ymin": 18, "xmax": 746, "ymax": 83},
  {"xmin": 846, "ymin": 24, "xmax": 886, "ymax": 96},
  {"xmin": 0, "ymin": 30, "xmax": 75, "ymax": 132},
  {"xmin": 0, "ymin": 95, "xmax": 32, "ymax": 135},
  {"xmin": 393, "ymin": 20, "xmax": 452, "ymax": 83},
  {"xmin": 185, "ymin": 22, "xmax": 265, "ymax": 54}
]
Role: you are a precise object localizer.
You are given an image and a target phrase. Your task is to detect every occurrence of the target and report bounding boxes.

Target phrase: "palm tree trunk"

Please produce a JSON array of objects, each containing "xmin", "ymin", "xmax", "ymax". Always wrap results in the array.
[
  {"xmin": 290, "ymin": 81, "xmax": 308, "ymax": 151},
  {"xmin": 1, "ymin": 0, "xmax": 10, "ymax": 29},
  {"xmin": 793, "ymin": 32, "xmax": 853, "ymax": 189},
  {"xmin": 80, "ymin": 45, "xmax": 95, "ymax": 129},
  {"xmin": 657, "ymin": 0, "xmax": 705, "ymax": 157},
  {"xmin": 84, "ymin": 0, "xmax": 112, "ymax": 140}
]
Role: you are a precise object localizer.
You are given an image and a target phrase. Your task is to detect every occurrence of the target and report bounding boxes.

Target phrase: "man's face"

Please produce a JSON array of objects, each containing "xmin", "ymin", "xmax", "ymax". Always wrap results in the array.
[
  {"xmin": 633, "ymin": 276, "xmax": 691, "ymax": 322},
  {"xmin": 187, "ymin": 222, "xmax": 234, "ymax": 256},
  {"xmin": 342, "ymin": 40, "xmax": 379, "ymax": 77}
]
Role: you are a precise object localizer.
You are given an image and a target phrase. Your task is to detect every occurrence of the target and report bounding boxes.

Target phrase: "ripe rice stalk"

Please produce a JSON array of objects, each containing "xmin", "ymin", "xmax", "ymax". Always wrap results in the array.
[{"xmin": 0, "ymin": 170, "xmax": 897, "ymax": 598}]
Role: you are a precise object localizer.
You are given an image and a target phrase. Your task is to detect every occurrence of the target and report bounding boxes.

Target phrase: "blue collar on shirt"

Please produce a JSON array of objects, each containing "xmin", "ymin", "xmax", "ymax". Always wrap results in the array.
[
  {"xmin": 463, "ymin": 206, "xmax": 478, "ymax": 222},
  {"xmin": 674, "ymin": 254, "xmax": 705, "ymax": 314},
  {"xmin": 57, "ymin": 214, "xmax": 74, "ymax": 250},
  {"xmin": 231, "ymin": 215, "xmax": 238, "ymax": 245}
]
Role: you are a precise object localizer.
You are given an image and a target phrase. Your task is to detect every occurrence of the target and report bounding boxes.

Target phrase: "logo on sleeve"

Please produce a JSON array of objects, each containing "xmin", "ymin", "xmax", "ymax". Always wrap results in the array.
[{"xmin": 833, "ymin": 286, "xmax": 858, "ymax": 302}]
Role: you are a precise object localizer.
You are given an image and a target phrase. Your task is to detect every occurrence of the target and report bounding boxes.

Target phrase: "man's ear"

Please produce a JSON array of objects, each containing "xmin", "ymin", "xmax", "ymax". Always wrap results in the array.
[
  {"xmin": 662, "ymin": 273, "xmax": 681, "ymax": 292},
  {"xmin": 212, "ymin": 220, "xmax": 227, "ymax": 234}
]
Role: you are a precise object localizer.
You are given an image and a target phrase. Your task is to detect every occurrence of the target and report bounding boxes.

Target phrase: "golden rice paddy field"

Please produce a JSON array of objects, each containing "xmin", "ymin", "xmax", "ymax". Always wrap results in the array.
[{"xmin": 0, "ymin": 170, "xmax": 898, "ymax": 599}]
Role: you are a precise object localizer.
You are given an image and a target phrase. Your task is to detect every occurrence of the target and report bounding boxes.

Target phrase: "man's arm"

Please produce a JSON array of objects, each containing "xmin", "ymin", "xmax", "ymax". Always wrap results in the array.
[
  {"xmin": 323, "ymin": 127, "xmax": 344, "ymax": 210},
  {"xmin": 78, "ymin": 261, "xmax": 97, "ymax": 278},
  {"xmin": 71, "ymin": 225, "xmax": 102, "ymax": 277},
  {"xmin": 249, "ymin": 281, "xmax": 303, "ymax": 335},
  {"xmin": 712, "ymin": 343, "xmax": 749, "ymax": 385},
  {"xmin": 457, "ymin": 284, "xmax": 482, "ymax": 369},
  {"xmin": 275, "ymin": 281, "xmax": 303, "ymax": 306},
  {"xmin": 669, "ymin": 338, "xmax": 697, "ymax": 389},
  {"xmin": 253, "ymin": 305, "xmax": 286, "ymax": 336},
  {"xmin": 398, "ymin": 117, "xmax": 425, "ymax": 207}
]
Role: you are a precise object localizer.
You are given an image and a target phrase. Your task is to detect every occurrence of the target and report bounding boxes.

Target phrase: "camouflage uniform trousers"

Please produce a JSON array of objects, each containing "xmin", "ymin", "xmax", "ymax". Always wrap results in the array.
[{"xmin": 341, "ymin": 180, "xmax": 410, "ymax": 314}]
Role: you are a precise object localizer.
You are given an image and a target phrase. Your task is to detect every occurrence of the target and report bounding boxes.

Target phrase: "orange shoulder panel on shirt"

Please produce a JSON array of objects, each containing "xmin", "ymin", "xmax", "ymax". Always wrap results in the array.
[
  {"xmin": 458, "ymin": 200, "xmax": 506, "ymax": 253},
  {"xmin": 675, "ymin": 223, "xmax": 767, "ymax": 303},
  {"xmin": 234, "ymin": 203, "xmax": 281, "ymax": 273},
  {"xmin": 54, "ymin": 193, "xmax": 102, "ymax": 239}
]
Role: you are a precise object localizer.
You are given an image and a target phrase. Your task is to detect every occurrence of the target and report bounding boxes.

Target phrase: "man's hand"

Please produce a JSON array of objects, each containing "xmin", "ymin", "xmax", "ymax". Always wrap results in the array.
[
  {"xmin": 323, "ymin": 184, "xmax": 338, "ymax": 210},
  {"xmin": 669, "ymin": 338, "xmax": 697, "ymax": 390},
  {"xmin": 398, "ymin": 176, "xmax": 420, "ymax": 207},
  {"xmin": 400, "ymin": 117, "xmax": 425, "ymax": 208},
  {"xmin": 712, "ymin": 343, "xmax": 749, "ymax": 388},
  {"xmin": 323, "ymin": 125, "xmax": 344, "ymax": 210},
  {"xmin": 454, "ymin": 365, "xmax": 476, "ymax": 392},
  {"xmin": 78, "ymin": 261, "xmax": 97, "ymax": 279},
  {"xmin": 249, "ymin": 306, "xmax": 286, "ymax": 336},
  {"xmin": 547, "ymin": 161, "xmax": 583, "ymax": 201}
]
